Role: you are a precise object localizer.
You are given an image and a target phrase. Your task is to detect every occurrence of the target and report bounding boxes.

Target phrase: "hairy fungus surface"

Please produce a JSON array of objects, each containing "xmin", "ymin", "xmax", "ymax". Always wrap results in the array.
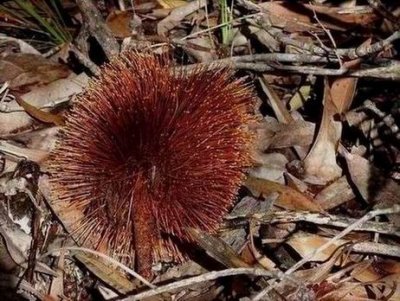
[{"xmin": 49, "ymin": 52, "xmax": 255, "ymax": 277}]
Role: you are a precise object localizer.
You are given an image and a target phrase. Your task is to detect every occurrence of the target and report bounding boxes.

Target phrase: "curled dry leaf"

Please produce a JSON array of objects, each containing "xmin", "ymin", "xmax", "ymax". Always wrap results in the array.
[
  {"xmin": 0, "ymin": 73, "xmax": 89, "ymax": 136},
  {"xmin": 14, "ymin": 94, "xmax": 65, "ymax": 126},
  {"xmin": 303, "ymin": 45, "xmax": 368, "ymax": 184},
  {"xmin": 303, "ymin": 80, "xmax": 343, "ymax": 184}
]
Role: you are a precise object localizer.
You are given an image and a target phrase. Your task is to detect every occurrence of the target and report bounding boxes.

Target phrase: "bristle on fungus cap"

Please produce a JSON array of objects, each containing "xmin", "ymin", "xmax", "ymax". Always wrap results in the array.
[{"xmin": 48, "ymin": 52, "xmax": 255, "ymax": 277}]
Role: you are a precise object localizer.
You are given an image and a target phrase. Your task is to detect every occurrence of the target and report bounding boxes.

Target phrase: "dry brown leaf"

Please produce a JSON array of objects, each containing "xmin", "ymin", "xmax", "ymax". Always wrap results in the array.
[
  {"xmin": 314, "ymin": 176, "xmax": 355, "ymax": 210},
  {"xmin": 0, "ymin": 73, "xmax": 89, "ymax": 136},
  {"xmin": 0, "ymin": 53, "xmax": 70, "ymax": 91},
  {"xmin": 352, "ymin": 259, "xmax": 400, "ymax": 283},
  {"xmin": 299, "ymin": 42, "xmax": 370, "ymax": 184},
  {"xmin": 240, "ymin": 242, "xmax": 277, "ymax": 271},
  {"xmin": 259, "ymin": 76, "xmax": 309, "ymax": 159},
  {"xmin": 341, "ymin": 148, "xmax": 400, "ymax": 225},
  {"xmin": 157, "ymin": 0, "xmax": 206, "ymax": 36},
  {"xmin": 0, "ymin": 141, "xmax": 49, "ymax": 164},
  {"xmin": 15, "ymin": 95, "xmax": 65, "ymax": 126},
  {"xmin": 329, "ymin": 40, "xmax": 370, "ymax": 113},
  {"xmin": 74, "ymin": 252, "xmax": 138, "ymax": 295},
  {"xmin": 256, "ymin": 118, "xmax": 315, "ymax": 151},
  {"xmin": 286, "ymin": 232, "xmax": 348, "ymax": 262},
  {"xmin": 350, "ymin": 262, "xmax": 400, "ymax": 301},
  {"xmin": 271, "ymin": 120, "xmax": 315, "ymax": 149},
  {"xmin": 303, "ymin": 80, "xmax": 343, "ymax": 184},
  {"xmin": 157, "ymin": 0, "xmax": 187, "ymax": 9},
  {"xmin": 245, "ymin": 177, "xmax": 322, "ymax": 212},
  {"xmin": 258, "ymin": 2, "xmax": 377, "ymax": 32},
  {"xmin": 341, "ymin": 149, "xmax": 373, "ymax": 202},
  {"xmin": 250, "ymin": 153, "xmax": 288, "ymax": 184},
  {"xmin": 106, "ymin": 10, "xmax": 134, "ymax": 38},
  {"xmin": 188, "ymin": 228, "xmax": 251, "ymax": 268},
  {"xmin": 260, "ymin": 76, "xmax": 293, "ymax": 123}
]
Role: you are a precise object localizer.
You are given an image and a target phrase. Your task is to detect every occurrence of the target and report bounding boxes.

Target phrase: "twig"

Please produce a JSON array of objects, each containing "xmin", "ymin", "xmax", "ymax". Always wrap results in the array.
[
  {"xmin": 122, "ymin": 268, "xmax": 276, "ymax": 301},
  {"xmin": 225, "ymin": 210, "xmax": 400, "ymax": 238},
  {"xmin": 75, "ymin": 0, "xmax": 119, "ymax": 59},
  {"xmin": 367, "ymin": 0, "xmax": 400, "ymax": 28},
  {"xmin": 70, "ymin": 45, "xmax": 101, "ymax": 75},
  {"xmin": 244, "ymin": 6, "xmax": 400, "ymax": 60},
  {"xmin": 180, "ymin": 58, "xmax": 400, "ymax": 80},
  {"xmin": 251, "ymin": 205, "xmax": 400, "ymax": 301},
  {"xmin": 351, "ymin": 242, "xmax": 400, "ymax": 258}
]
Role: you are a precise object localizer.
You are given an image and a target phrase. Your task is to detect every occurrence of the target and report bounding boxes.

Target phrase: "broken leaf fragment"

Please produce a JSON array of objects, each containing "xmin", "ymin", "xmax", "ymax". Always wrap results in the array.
[{"xmin": 245, "ymin": 177, "xmax": 322, "ymax": 212}]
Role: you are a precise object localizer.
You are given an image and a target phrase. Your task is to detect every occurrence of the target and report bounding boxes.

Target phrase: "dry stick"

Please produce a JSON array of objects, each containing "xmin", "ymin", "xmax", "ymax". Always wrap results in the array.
[
  {"xmin": 351, "ymin": 242, "xmax": 400, "ymax": 258},
  {"xmin": 309, "ymin": 2, "xmax": 343, "ymax": 69},
  {"xmin": 238, "ymin": 0, "xmax": 400, "ymax": 60},
  {"xmin": 70, "ymin": 45, "xmax": 100, "ymax": 75},
  {"xmin": 184, "ymin": 60, "xmax": 400, "ymax": 80},
  {"xmin": 179, "ymin": 53, "xmax": 338, "ymax": 73},
  {"xmin": 75, "ymin": 0, "xmax": 119, "ymax": 59},
  {"xmin": 122, "ymin": 268, "xmax": 276, "ymax": 301},
  {"xmin": 271, "ymin": 26, "xmax": 400, "ymax": 60},
  {"xmin": 367, "ymin": 0, "xmax": 400, "ymax": 28},
  {"xmin": 236, "ymin": 63, "xmax": 347, "ymax": 76},
  {"xmin": 225, "ymin": 210, "xmax": 400, "ymax": 238},
  {"xmin": 251, "ymin": 205, "xmax": 400, "ymax": 301}
]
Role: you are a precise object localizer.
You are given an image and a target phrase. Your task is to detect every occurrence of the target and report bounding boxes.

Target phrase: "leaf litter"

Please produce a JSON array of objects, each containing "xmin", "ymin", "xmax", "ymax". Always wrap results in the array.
[{"xmin": 0, "ymin": 0, "xmax": 399, "ymax": 300}]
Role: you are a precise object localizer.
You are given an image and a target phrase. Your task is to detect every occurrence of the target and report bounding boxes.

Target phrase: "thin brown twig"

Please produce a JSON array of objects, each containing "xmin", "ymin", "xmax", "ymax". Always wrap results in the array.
[
  {"xmin": 225, "ymin": 210, "xmax": 400, "ymax": 238},
  {"xmin": 122, "ymin": 268, "xmax": 277, "ymax": 301}
]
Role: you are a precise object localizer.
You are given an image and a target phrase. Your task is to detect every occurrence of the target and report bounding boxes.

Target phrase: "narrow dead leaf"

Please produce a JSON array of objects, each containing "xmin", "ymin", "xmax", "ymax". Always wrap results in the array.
[
  {"xmin": 74, "ymin": 252, "xmax": 138, "ymax": 295},
  {"xmin": 188, "ymin": 228, "xmax": 251, "ymax": 268},
  {"xmin": 0, "ymin": 53, "xmax": 70, "ymax": 91},
  {"xmin": 245, "ymin": 177, "xmax": 322, "ymax": 212},
  {"xmin": 15, "ymin": 94, "xmax": 65, "ymax": 126}
]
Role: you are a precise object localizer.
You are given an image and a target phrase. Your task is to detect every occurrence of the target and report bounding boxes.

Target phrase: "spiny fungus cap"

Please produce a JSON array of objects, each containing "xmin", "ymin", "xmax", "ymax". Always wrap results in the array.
[{"xmin": 49, "ymin": 52, "xmax": 255, "ymax": 276}]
